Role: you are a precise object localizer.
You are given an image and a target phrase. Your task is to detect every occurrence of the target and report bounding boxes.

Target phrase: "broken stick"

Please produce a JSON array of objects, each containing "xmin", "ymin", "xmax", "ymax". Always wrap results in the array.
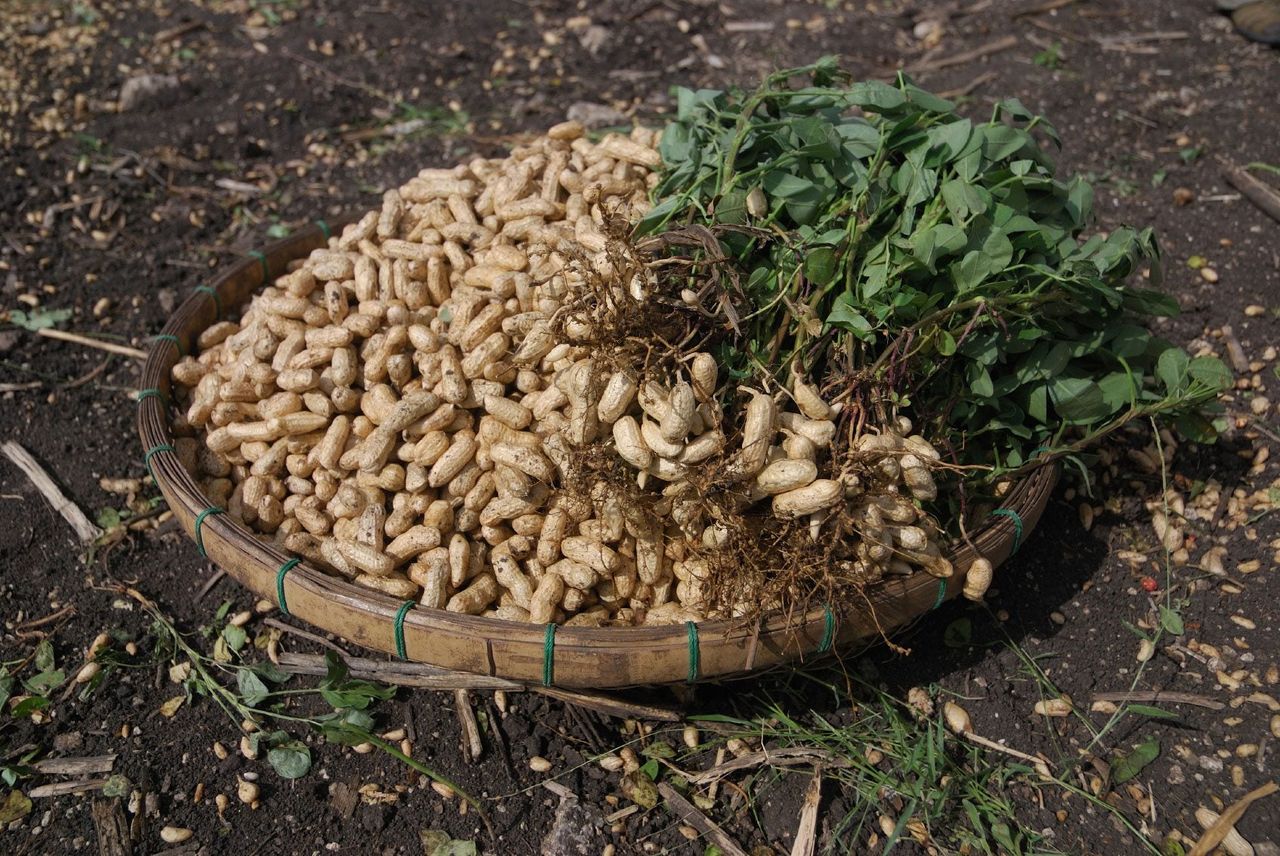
[{"xmin": 2, "ymin": 441, "xmax": 101, "ymax": 542}]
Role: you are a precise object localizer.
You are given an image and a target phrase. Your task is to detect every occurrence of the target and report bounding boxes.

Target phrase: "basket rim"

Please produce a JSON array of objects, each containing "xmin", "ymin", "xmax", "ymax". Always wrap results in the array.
[{"xmin": 136, "ymin": 219, "xmax": 1059, "ymax": 686}]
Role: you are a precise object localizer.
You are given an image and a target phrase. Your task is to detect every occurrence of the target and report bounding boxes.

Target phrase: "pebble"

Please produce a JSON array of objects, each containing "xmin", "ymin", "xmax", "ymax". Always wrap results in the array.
[
  {"xmin": 1251, "ymin": 396, "xmax": 1270, "ymax": 414},
  {"xmin": 160, "ymin": 826, "xmax": 193, "ymax": 844},
  {"xmin": 212, "ymin": 741, "xmax": 228, "ymax": 760},
  {"xmin": 529, "ymin": 756, "xmax": 552, "ymax": 773},
  {"xmin": 1245, "ymin": 304, "xmax": 1266, "ymax": 317},
  {"xmin": 1200, "ymin": 267, "xmax": 1219, "ymax": 283},
  {"xmin": 1199, "ymin": 755, "xmax": 1224, "ymax": 773},
  {"xmin": 1173, "ymin": 187, "xmax": 1196, "ymax": 206}
]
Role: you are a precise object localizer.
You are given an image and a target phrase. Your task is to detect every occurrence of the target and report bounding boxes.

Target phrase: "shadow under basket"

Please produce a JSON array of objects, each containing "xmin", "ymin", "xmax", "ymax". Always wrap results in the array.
[{"xmin": 136, "ymin": 220, "xmax": 1058, "ymax": 689}]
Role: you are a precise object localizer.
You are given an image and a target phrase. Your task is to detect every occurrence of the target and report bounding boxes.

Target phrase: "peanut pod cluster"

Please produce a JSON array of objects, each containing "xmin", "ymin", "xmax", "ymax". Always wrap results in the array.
[{"xmin": 169, "ymin": 121, "xmax": 983, "ymax": 627}]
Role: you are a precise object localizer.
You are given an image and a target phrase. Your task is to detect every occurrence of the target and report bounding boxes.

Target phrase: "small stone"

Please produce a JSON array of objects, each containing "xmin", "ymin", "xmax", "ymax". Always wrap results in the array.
[
  {"xmin": 1173, "ymin": 187, "xmax": 1196, "ymax": 206},
  {"xmin": 678, "ymin": 825, "xmax": 699, "ymax": 841},
  {"xmin": 529, "ymin": 756, "xmax": 552, "ymax": 773},
  {"xmin": 1251, "ymin": 396, "xmax": 1270, "ymax": 414},
  {"xmin": 160, "ymin": 826, "xmax": 193, "ymax": 844},
  {"xmin": 92, "ymin": 297, "xmax": 111, "ymax": 318},
  {"xmin": 1245, "ymin": 304, "xmax": 1266, "ymax": 316},
  {"xmin": 1199, "ymin": 754, "xmax": 1224, "ymax": 773},
  {"xmin": 1200, "ymin": 267, "xmax": 1219, "ymax": 283},
  {"xmin": 118, "ymin": 74, "xmax": 180, "ymax": 112}
]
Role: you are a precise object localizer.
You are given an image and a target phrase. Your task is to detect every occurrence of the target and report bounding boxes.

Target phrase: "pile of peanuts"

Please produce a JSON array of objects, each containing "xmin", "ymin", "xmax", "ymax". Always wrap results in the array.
[{"xmin": 169, "ymin": 120, "xmax": 959, "ymax": 627}]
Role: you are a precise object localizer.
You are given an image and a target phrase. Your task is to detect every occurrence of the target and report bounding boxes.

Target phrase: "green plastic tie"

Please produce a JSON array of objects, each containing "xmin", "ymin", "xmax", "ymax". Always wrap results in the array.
[
  {"xmin": 193, "ymin": 284, "xmax": 221, "ymax": 319},
  {"xmin": 249, "ymin": 250, "xmax": 269, "ymax": 284},
  {"xmin": 314, "ymin": 219, "xmax": 331, "ymax": 240},
  {"xmin": 542, "ymin": 623, "xmax": 557, "ymax": 687},
  {"xmin": 148, "ymin": 334, "xmax": 184, "ymax": 357},
  {"xmin": 275, "ymin": 557, "xmax": 301, "ymax": 616},
  {"xmin": 193, "ymin": 506, "xmax": 224, "ymax": 558},
  {"xmin": 990, "ymin": 508, "xmax": 1024, "ymax": 554},
  {"xmin": 143, "ymin": 443, "xmax": 174, "ymax": 479},
  {"xmin": 685, "ymin": 621, "xmax": 701, "ymax": 684},
  {"xmin": 135, "ymin": 388, "xmax": 166, "ymax": 407},
  {"xmin": 393, "ymin": 600, "xmax": 414, "ymax": 660},
  {"xmin": 817, "ymin": 605, "xmax": 836, "ymax": 653},
  {"xmin": 933, "ymin": 579, "xmax": 948, "ymax": 610}
]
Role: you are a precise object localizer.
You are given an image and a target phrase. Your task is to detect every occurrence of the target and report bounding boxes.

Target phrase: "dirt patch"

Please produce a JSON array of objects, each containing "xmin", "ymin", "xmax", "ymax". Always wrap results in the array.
[{"xmin": 2, "ymin": 1, "xmax": 1278, "ymax": 854}]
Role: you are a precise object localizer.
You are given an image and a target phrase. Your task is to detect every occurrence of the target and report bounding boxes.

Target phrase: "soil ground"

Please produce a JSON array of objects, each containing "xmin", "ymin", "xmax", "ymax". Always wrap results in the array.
[{"xmin": 1, "ymin": 1, "xmax": 1279, "ymax": 854}]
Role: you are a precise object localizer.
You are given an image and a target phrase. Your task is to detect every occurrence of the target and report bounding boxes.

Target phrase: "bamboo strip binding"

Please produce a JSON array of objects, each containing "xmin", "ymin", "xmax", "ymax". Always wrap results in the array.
[{"xmin": 137, "ymin": 221, "xmax": 1058, "ymax": 688}]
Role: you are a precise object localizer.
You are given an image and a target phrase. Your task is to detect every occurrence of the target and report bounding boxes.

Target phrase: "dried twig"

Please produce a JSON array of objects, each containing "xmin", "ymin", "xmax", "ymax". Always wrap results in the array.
[
  {"xmin": 790, "ymin": 764, "xmax": 823, "ymax": 856},
  {"xmin": 195, "ymin": 568, "xmax": 227, "ymax": 601},
  {"xmin": 263, "ymin": 619, "xmax": 352, "ymax": 656},
  {"xmin": 1188, "ymin": 781, "xmax": 1278, "ymax": 856},
  {"xmin": 1221, "ymin": 159, "xmax": 1280, "ymax": 225},
  {"xmin": 276, "ymin": 650, "xmax": 522, "ymax": 690},
  {"xmin": 906, "ymin": 35, "xmax": 1020, "ymax": 73},
  {"xmin": 274, "ymin": 650, "xmax": 682, "ymax": 720},
  {"xmin": 91, "ymin": 797, "xmax": 133, "ymax": 856},
  {"xmin": 15, "ymin": 605, "xmax": 77, "ymax": 631},
  {"xmin": 2, "ymin": 441, "xmax": 101, "ymax": 542},
  {"xmin": 29, "ymin": 778, "xmax": 111, "ymax": 798},
  {"xmin": 1091, "ymin": 690, "xmax": 1225, "ymax": 711},
  {"xmin": 454, "ymin": 689, "xmax": 484, "ymax": 762},
  {"xmin": 938, "ymin": 70, "xmax": 998, "ymax": 99},
  {"xmin": 658, "ymin": 781, "xmax": 750, "ymax": 856},
  {"xmin": 1012, "ymin": 0, "xmax": 1081, "ymax": 17},
  {"xmin": 32, "ymin": 755, "xmax": 116, "ymax": 776},
  {"xmin": 34, "ymin": 328, "xmax": 147, "ymax": 359},
  {"xmin": 685, "ymin": 747, "xmax": 845, "ymax": 785}
]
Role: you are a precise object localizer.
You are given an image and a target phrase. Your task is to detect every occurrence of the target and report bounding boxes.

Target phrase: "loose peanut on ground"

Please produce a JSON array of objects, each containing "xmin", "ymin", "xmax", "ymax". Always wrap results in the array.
[{"xmin": 172, "ymin": 119, "xmax": 949, "ymax": 628}]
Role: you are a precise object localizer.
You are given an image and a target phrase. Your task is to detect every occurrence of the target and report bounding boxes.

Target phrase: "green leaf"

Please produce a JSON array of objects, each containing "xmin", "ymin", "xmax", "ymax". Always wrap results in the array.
[
  {"xmin": 34, "ymin": 640, "xmax": 55, "ymax": 672},
  {"xmin": 826, "ymin": 295, "xmax": 874, "ymax": 341},
  {"xmin": 24, "ymin": 669, "xmax": 65, "ymax": 696},
  {"xmin": 1049, "ymin": 377, "xmax": 1110, "ymax": 424},
  {"xmin": 0, "ymin": 673, "xmax": 12, "ymax": 710},
  {"xmin": 221, "ymin": 624, "xmax": 247, "ymax": 653},
  {"xmin": 639, "ymin": 758, "xmax": 660, "ymax": 781},
  {"xmin": 936, "ymin": 330, "xmax": 957, "ymax": 357},
  {"xmin": 1156, "ymin": 349, "xmax": 1190, "ymax": 394},
  {"xmin": 1112, "ymin": 740, "xmax": 1160, "ymax": 784},
  {"xmin": 0, "ymin": 789, "xmax": 33, "ymax": 824},
  {"xmin": 1065, "ymin": 177, "xmax": 1093, "ymax": 226},
  {"xmin": 11, "ymin": 696, "xmax": 49, "ymax": 718},
  {"xmin": 1187, "ymin": 356, "xmax": 1231, "ymax": 393},
  {"xmin": 1158, "ymin": 606, "xmax": 1184, "ymax": 636},
  {"xmin": 236, "ymin": 670, "xmax": 271, "ymax": 707},
  {"xmin": 7, "ymin": 308, "xmax": 72, "ymax": 332},
  {"xmin": 267, "ymin": 742, "xmax": 312, "ymax": 779},
  {"xmin": 642, "ymin": 742, "xmax": 676, "ymax": 759},
  {"xmin": 420, "ymin": 829, "xmax": 477, "ymax": 856},
  {"xmin": 803, "ymin": 246, "xmax": 838, "ymax": 287},
  {"xmin": 943, "ymin": 618, "xmax": 972, "ymax": 648},
  {"xmin": 252, "ymin": 661, "xmax": 291, "ymax": 684}
]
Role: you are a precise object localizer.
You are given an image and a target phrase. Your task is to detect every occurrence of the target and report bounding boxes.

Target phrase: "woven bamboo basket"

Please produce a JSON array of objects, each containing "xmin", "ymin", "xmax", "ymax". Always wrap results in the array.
[{"xmin": 137, "ymin": 220, "xmax": 1058, "ymax": 689}]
